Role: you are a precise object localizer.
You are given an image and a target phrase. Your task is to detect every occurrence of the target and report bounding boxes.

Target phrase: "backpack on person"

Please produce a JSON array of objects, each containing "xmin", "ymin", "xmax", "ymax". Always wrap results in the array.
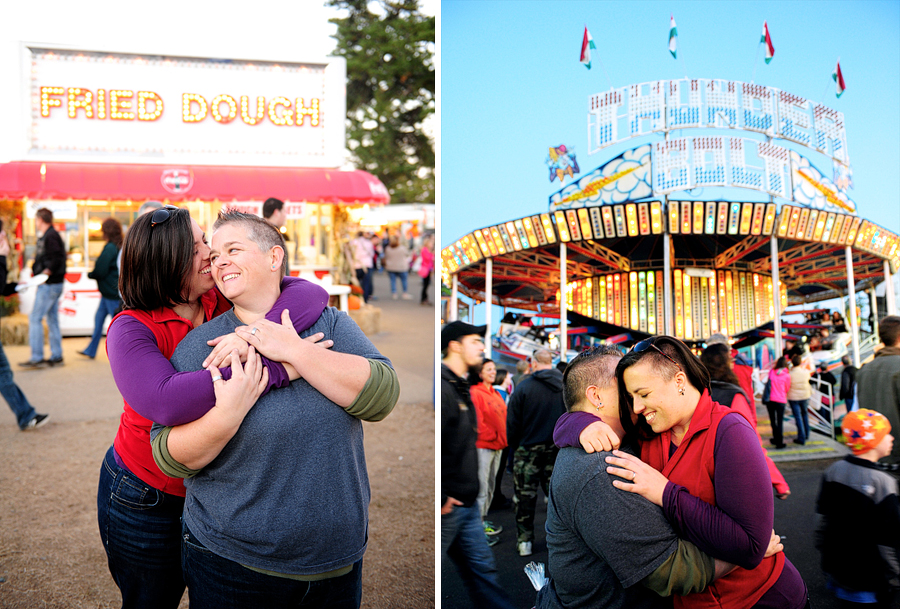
[{"xmin": 762, "ymin": 375, "xmax": 772, "ymax": 404}]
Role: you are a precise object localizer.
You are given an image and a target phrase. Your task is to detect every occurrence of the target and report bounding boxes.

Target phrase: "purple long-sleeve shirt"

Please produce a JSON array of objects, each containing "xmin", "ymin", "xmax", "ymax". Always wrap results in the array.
[
  {"xmin": 554, "ymin": 410, "xmax": 807, "ymax": 608},
  {"xmin": 107, "ymin": 276, "xmax": 329, "ymax": 427}
]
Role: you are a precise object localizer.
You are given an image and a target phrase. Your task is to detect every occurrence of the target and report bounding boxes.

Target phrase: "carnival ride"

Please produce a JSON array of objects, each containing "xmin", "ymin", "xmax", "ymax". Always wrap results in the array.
[{"xmin": 442, "ymin": 78, "xmax": 899, "ymax": 372}]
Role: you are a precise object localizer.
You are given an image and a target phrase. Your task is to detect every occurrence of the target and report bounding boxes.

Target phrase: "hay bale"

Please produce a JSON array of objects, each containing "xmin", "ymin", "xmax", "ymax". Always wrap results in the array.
[
  {"xmin": 1, "ymin": 313, "xmax": 30, "ymax": 346},
  {"xmin": 349, "ymin": 304, "xmax": 381, "ymax": 336}
]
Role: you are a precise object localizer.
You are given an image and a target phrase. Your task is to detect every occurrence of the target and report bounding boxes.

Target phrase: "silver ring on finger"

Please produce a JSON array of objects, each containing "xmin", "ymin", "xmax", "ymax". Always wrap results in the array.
[
  {"xmin": 211, "ymin": 375, "xmax": 223, "ymax": 383},
  {"xmin": 631, "ymin": 471, "xmax": 636, "ymax": 482},
  {"xmin": 251, "ymin": 327, "xmax": 259, "ymax": 336}
]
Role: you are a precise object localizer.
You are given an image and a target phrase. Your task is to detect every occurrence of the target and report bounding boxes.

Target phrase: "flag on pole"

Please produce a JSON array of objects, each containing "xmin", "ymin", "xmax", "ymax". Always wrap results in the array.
[
  {"xmin": 668, "ymin": 15, "xmax": 678, "ymax": 59},
  {"xmin": 833, "ymin": 60, "xmax": 846, "ymax": 97},
  {"xmin": 760, "ymin": 21, "xmax": 774, "ymax": 64},
  {"xmin": 580, "ymin": 26, "xmax": 596, "ymax": 69}
]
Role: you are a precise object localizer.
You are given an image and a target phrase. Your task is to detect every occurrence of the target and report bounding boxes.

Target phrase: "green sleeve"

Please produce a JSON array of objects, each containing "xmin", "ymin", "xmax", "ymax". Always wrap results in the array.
[
  {"xmin": 344, "ymin": 359, "xmax": 400, "ymax": 422},
  {"xmin": 88, "ymin": 242, "xmax": 117, "ymax": 281},
  {"xmin": 640, "ymin": 539, "xmax": 715, "ymax": 597},
  {"xmin": 151, "ymin": 426, "xmax": 202, "ymax": 479}
]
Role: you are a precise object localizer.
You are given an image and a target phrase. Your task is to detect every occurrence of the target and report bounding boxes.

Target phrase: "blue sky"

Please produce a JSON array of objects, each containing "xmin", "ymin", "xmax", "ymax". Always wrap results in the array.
[{"xmin": 441, "ymin": 0, "xmax": 900, "ymax": 249}]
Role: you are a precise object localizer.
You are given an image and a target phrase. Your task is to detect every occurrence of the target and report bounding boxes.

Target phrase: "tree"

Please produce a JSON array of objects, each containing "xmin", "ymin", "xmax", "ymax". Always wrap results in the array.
[{"xmin": 328, "ymin": 0, "xmax": 435, "ymax": 203}]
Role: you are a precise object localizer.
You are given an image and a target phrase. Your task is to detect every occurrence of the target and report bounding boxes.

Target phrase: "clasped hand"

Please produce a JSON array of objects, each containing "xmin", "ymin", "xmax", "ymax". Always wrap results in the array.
[{"xmin": 605, "ymin": 450, "xmax": 669, "ymax": 507}]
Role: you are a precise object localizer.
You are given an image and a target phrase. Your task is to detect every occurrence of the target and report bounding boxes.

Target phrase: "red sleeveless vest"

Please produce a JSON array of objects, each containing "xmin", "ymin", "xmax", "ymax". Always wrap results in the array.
[
  {"xmin": 110, "ymin": 289, "xmax": 230, "ymax": 497},
  {"xmin": 641, "ymin": 391, "xmax": 785, "ymax": 609}
]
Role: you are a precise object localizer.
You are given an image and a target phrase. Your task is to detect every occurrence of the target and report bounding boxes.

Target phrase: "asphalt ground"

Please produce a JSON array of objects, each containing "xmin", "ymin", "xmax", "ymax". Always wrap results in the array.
[{"xmin": 441, "ymin": 456, "xmax": 852, "ymax": 609}]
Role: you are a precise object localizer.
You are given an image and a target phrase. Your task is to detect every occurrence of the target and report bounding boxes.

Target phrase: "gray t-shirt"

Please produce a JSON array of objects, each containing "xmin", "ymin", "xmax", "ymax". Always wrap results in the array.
[
  {"xmin": 541, "ymin": 446, "xmax": 679, "ymax": 609},
  {"xmin": 169, "ymin": 306, "xmax": 390, "ymax": 576}
]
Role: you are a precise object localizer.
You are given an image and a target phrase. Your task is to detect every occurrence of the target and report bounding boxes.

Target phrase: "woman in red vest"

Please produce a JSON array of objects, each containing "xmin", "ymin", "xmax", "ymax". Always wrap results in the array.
[
  {"xmin": 97, "ymin": 206, "xmax": 329, "ymax": 609},
  {"xmin": 605, "ymin": 336, "xmax": 808, "ymax": 609},
  {"xmin": 468, "ymin": 358, "xmax": 508, "ymax": 541}
]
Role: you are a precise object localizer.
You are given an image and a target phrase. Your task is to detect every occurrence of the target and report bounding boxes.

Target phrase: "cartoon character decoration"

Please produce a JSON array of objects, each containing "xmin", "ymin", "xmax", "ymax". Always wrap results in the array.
[{"xmin": 546, "ymin": 145, "xmax": 580, "ymax": 183}]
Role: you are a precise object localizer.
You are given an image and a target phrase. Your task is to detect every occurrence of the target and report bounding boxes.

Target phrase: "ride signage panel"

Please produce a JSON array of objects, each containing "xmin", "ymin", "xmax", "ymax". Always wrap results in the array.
[{"xmin": 27, "ymin": 47, "xmax": 345, "ymax": 167}]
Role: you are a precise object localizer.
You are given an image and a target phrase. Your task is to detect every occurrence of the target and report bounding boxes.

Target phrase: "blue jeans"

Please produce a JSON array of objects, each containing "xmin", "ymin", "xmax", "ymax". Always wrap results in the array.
[
  {"xmin": 0, "ymin": 342, "xmax": 37, "ymax": 428},
  {"xmin": 29, "ymin": 282, "xmax": 63, "ymax": 361},
  {"xmin": 789, "ymin": 399, "xmax": 810, "ymax": 443},
  {"xmin": 388, "ymin": 271, "xmax": 408, "ymax": 294},
  {"xmin": 441, "ymin": 502, "xmax": 515, "ymax": 609},
  {"xmin": 82, "ymin": 297, "xmax": 120, "ymax": 357},
  {"xmin": 97, "ymin": 446, "xmax": 185, "ymax": 609},
  {"xmin": 182, "ymin": 522, "xmax": 363, "ymax": 609}
]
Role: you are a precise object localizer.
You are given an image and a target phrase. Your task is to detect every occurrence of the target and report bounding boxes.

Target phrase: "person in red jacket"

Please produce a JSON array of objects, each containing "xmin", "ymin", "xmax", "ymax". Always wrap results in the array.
[{"xmin": 468, "ymin": 359, "xmax": 509, "ymax": 544}]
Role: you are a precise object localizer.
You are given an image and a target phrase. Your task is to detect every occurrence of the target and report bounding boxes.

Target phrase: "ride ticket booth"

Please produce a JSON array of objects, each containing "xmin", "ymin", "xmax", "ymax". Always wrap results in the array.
[{"xmin": 0, "ymin": 45, "xmax": 390, "ymax": 334}]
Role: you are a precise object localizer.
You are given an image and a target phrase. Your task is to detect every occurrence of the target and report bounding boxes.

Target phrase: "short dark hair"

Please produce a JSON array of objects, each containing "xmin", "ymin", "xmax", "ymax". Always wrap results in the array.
[
  {"xmin": 774, "ymin": 356, "xmax": 789, "ymax": 369},
  {"xmin": 262, "ymin": 197, "xmax": 284, "ymax": 219},
  {"xmin": 562, "ymin": 345, "xmax": 622, "ymax": 412},
  {"xmin": 791, "ymin": 354, "xmax": 802, "ymax": 367},
  {"xmin": 214, "ymin": 210, "xmax": 288, "ymax": 278},
  {"xmin": 36, "ymin": 208, "xmax": 53, "ymax": 224},
  {"xmin": 616, "ymin": 336, "xmax": 709, "ymax": 440},
  {"xmin": 119, "ymin": 206, "xmax": 196, "ymax": 311},
  {"xmin": 101, "ymin": 217, "xmax": 123, "ymax": 248},
  {"xmin": 879, "ymin": 315, "xmax": 900, "ymax": 348},
  {"xmin": 700, "ymin": 343, "xmax": 740, "ymax": 386}
]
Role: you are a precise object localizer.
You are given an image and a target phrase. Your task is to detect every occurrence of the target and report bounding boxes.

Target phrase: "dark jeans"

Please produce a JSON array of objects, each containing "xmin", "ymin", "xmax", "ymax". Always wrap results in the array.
[
  {"xmin": 82, "ymin": 296, "xmax": 120, "ymax": 357},
  {"xmin": 355, "ymin": 268, "xmax": 373, "ymax": 301},
  {"xmin": 0, "ymin": 342, "xmax": 37, "ymax": 428},
  {"xmin": 97, "ymin": 446, "xmax": 185, "ymax": 609},
  {"xmin": 182, "ymin": 522, "xmax": 363, "ymax": 609},
  {"xmin": 789, "ymin": 399, "xmax": 811, "ymax": 443},
  {"xmin": 766, "ymin": 401, "xmax": 786, "ymax": 445},
  {"xmin": 441, "ymin": 502, "xmax": 515, "ymax": 609},
  {"xmin": 420, "ymin": 272, "xmax": 432, "ymax": 304}
]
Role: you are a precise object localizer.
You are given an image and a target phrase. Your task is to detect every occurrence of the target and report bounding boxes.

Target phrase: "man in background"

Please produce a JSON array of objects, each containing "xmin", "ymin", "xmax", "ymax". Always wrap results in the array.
[
  {"xmin": 20, "ymin": 208, "xmax": 66, "ymax": 369},
  {"xmin": 263, "ymin": 197, "xmax": 287, "ymax": 230},
  {"xmin": 441, "ymin": 321, "xmax": 514, "ymax": 609},
  {"xmin": 506, "ymin": 348, "xmax": 566, "ymax": 557},
  {"xmin": 351, "ymin": 232, "xmax": 375, "ymax": 302},
  {"xmin": 855, "ymin": 315, "xmax": 900, "ymax": 469}
]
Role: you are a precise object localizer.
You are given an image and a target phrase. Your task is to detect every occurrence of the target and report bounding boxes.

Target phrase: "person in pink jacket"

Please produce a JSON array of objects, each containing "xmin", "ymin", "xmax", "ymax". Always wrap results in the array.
[
  {"xmin": 468, "ymin": 358, "xmax": 508, "ymax": 544},
  {"xmin": 766, "ymin": 356, "xmax": 792, "ymax": 448}
]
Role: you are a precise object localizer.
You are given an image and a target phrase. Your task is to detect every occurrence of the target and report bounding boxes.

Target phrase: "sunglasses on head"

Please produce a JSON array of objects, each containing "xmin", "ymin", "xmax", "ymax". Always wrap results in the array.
[
  {"xmin": 150, "ymin": 205, "xmax": 180, "ymax": 228},
  {"xmin": 631, "ymin": 337, "xmax": 683, "ymax": 372}
]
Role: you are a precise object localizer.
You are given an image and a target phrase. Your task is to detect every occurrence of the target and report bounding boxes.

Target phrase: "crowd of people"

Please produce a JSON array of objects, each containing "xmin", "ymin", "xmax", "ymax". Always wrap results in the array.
[
  {"xmin": 442, "ymin": 316, "xmax": 900, "ymax": 609},
  {"xmin": 350, "ymin": 230, "xmax": 434, "ymax": 305}
]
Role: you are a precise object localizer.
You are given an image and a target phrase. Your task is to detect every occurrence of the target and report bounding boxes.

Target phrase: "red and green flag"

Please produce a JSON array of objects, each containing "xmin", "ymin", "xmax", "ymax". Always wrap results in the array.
[
  {"xmin": 833, "ymin": 60, "xmax": 846, "ymax": 97},
  {"xmin": 668, "ymin": 15, "xmax": 678, "ymax": 59},
  {"xmin": 580, "ymin": 26, "xmax": 596, "ymax": 69},
  {"xmin": 761, "ymin": 22, "xmax": 774, "ymax": 64}
]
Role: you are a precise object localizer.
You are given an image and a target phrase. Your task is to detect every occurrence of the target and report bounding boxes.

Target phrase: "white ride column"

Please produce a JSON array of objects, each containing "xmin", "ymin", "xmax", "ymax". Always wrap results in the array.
[
  {"xmin": 886, "ymin": 260, "xmax": 897, "ymax": 316},
  {"xmin": 560, "ymin": 242, "xmax": 567, "ymax": 363},
  {"xmin": 770, "ymin": 235, "xmax": 783, "ymax": 359},
  {"xmin": 450, "ymin": 275, "xmax": 459, "ymax": 322},
  {"xmin": 663, "ymin": 232, "xmax": 673, "ymax": 336},
  {"xmin": 485, "ymin": 258, "xmax": 493, "ymax": 359},
  {"xmin": 846, "ymin": 246, "xmax": 861, "ymax": 367}
]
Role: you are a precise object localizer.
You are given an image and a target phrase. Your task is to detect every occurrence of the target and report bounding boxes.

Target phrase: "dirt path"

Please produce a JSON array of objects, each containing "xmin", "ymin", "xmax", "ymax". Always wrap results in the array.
[{"xmin": 0, "ymin": 280, "xmax": 435, "ymax": 608}]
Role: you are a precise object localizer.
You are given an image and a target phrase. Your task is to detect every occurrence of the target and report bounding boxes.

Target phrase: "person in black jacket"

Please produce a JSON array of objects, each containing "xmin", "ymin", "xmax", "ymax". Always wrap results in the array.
[
  {"xmin": 441, "ymin": 321, "xmax": 514, "ymax": 609},
  {"xmin": 78, "ymin": 218, "xmax": 122, "ymax": 359},
  {"xmin": 0, "ymin": 225, "xmax": 49, "ymax": 429},
  {"xmin": 507, "ymin": 347, "xmax": 566, "ymax": 557},
  {"xmin": 20, "ymin": 208, "xmax": 67, "ymax": 368},
  {"xmin": 839, "ymin": 355, "xmax": 858, "ymax": 414}
]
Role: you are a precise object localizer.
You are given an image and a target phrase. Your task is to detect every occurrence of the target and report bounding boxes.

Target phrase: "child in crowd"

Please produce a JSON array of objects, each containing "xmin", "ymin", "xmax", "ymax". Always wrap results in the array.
[{"xmin": 816, "ymin": 409, "xmax": 899, "ymax": 608}]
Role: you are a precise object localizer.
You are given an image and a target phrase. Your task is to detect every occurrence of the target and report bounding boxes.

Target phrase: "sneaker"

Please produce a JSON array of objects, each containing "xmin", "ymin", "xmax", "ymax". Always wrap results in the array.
[
  {"xmin": 517, "ymin": 541, "xmax": 532, "ymax": 557},
  {"xmin": 22, "ymin": 413, "xmax": 50, "ymax": 431},
  {"xmin": 401, "ymin": 293, "xmax": 413, "ymax": 300},
  {"xmin": 18, "ymin": 359, "xmax": 45, "ymax": 368},
  {"xmin": 47, "ymin": 357, "xmax": 64, "ymax": 367},
  {"xmin": 483, "ymin": 521, "xmax": 503, "ymax": 536},
  {"xmin": 76, "ymin": 350, "xmax": 95, "ymax": 359},
  {"xmin": 485, "ymin": 533, "xmax": 499, "ymax": 547}
]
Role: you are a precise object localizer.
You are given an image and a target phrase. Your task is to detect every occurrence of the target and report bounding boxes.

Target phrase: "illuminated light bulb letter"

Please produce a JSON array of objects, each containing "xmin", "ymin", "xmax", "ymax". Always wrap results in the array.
[
  {"xmin": 97, "ymin": 89, "xmax": 106, "ymax": 119},
  {"xmin": 182, "ymin": 93, "xmax": 208, "ymax": 123},
  {"xmin": 211, "ymin": 94, "xmax": 237, "ymax": 124},
  {"xmin": 110, "ymin": 90, "xmax": 135, "ymax": 120},
  {"xmin": 240, "ymin": 95, "xmax": 265, "ymax": 125},
  {"xmin": 294, "ymin": 98, "xmax": 320, "ymax": 126},
  {"xmin": 268, "ymin": 97, "xmax": 293, "ymax": 126},
  {"xmin": 137, "ymin": 91, "xmax": 163, "ymax": 121},
  {"xmin": 40, "ymin": 86, "xmax": 65, "ymax": 117},
  {"xmin": 67, "ymin": 88, "xmax": 93, "ymax": 119}
]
